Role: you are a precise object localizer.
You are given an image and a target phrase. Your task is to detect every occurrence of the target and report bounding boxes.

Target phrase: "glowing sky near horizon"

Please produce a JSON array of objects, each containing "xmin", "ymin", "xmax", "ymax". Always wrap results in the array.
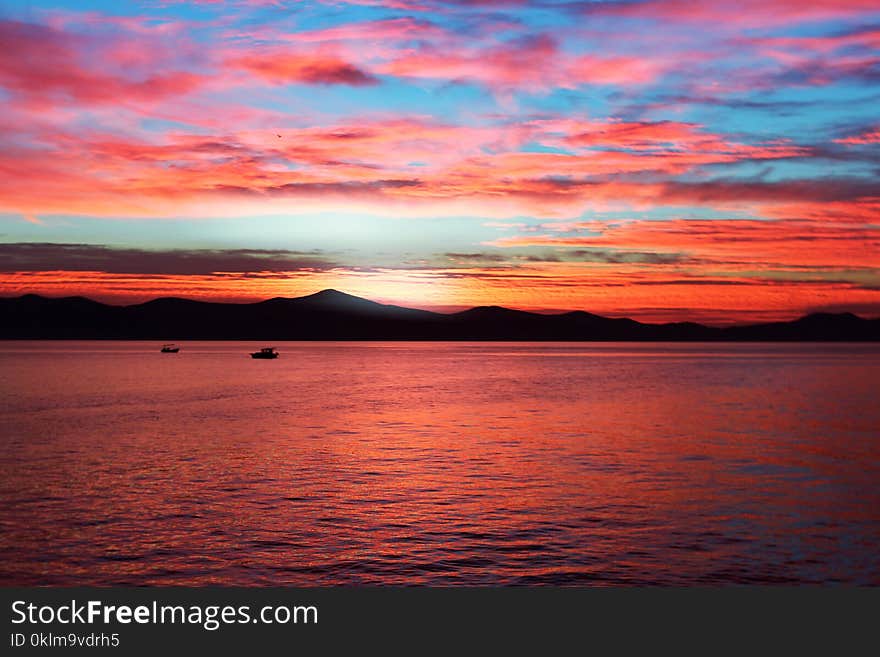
[{"xmin": 1, "ymin": 0, "xmax": 879, "ymax": 323}]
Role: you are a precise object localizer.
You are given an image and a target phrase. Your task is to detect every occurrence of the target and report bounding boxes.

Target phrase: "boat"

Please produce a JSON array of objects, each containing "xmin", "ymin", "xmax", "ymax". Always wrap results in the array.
[
  {"xmin": 160, "ymin": 343, "xmax": 180, "ymax": 353},
  {"xmin": 250, "ymin": 347, "xmax": 279, "ymax": 359}
]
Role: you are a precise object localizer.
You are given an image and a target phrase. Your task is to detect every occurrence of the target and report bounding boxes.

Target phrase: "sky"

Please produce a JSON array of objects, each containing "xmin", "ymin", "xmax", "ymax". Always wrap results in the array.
[{"xmin": 1, "ymin": 0, "xmax": 879, "ymax": 324}]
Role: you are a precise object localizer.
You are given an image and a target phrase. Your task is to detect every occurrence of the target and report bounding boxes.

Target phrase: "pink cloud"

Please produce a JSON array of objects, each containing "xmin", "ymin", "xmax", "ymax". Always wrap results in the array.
[
  {"xmin": 835, "ymin": 127, "xmax": 880, "ymax": 145},
  {"xmin": 231, "ymin": 50, "xmax": 379, "ymax": 85},
  {"xmin": 0, "ymin": 19, "xmax": 207, "ymax": 108},
  {"xmin": 529, "ymin": 119, "xmax": 805, "ymax": 161},
  {"xmin": 747, "ymin": 29, "xmax": 880, "ymax": 55},
  {"xmin": 288, "ymin": 17, "xmax": 447, "ymax": 44},
  {"xmin": 377, "ymin": 34, "xmax": 666, "ymax": 92},
  {"xmin": 0, "ymin": 104, "xmax": 835, "ymax": 222},
  {"xmin": 596, "ymin": 0, "xmax": 880, "ymax": 28}
]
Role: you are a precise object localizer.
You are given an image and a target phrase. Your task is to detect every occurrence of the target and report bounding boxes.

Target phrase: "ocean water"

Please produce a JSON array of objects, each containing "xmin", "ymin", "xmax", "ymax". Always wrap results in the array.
[{"xmin": 0, "ymin": 341, "xmax": 878, "ymax": 586}]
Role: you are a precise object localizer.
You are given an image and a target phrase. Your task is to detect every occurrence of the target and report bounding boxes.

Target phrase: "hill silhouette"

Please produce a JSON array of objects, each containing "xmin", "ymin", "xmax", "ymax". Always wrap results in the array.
[{"xmin": 0, "ymin": 291, "xmax": 877, "ymax": 341}]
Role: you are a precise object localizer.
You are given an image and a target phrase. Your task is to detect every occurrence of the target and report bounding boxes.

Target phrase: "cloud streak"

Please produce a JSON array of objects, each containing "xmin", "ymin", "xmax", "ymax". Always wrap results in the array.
[{"xmin": 0, "ymin": 243, "xmax": 340, "ymax": 275}]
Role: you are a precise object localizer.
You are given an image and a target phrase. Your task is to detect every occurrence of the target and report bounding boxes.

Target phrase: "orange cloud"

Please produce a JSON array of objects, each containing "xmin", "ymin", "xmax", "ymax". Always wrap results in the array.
[
  {"xmin": 489, "ymin": 218, "xmax": 880, "ymax": 270},
  {"xmin": 4, "ymin": 264, "xmax": 877, "ymax": 325}
]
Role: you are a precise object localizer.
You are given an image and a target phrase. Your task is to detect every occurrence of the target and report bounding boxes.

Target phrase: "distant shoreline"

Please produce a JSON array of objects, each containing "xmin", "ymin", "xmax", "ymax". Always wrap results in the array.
[{"xmin": 2, "ymin": 290, "xmax": 878, "ymax": 341}]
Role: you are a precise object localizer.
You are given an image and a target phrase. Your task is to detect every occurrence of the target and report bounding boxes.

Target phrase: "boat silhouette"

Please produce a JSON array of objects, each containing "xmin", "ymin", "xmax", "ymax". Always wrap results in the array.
[
  {"xmin": 160, "ymin": 343, "xmax": 179, "ymax": 353},
  {"xmin": 250, "ymin": 347, "xmax": 279, "ymax": 359}
]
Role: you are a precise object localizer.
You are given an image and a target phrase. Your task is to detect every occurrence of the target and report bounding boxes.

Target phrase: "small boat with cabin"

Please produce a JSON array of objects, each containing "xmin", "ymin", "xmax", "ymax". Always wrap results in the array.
[
  {"xmin": 160, "ymin": 343, "xmax": 180, "ymax": 353},
  {"xmin": 250, "ymin": 347, "xmax": 279, "ymax": 359}
]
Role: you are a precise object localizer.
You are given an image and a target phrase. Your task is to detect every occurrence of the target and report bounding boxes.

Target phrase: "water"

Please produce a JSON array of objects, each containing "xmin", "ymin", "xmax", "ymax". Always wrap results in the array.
[{"xmin": 1, "ymin": 341, "xmax": 878, "ymax": 585}]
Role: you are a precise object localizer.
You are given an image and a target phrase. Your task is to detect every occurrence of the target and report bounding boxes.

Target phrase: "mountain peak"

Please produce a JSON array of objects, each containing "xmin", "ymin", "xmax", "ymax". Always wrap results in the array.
[
  {"xmin": 295, "ymin": 288, "xmax": 378, "ymax": 308},
  {"xmin": 308, "ymin": 288, "xmax": 357, "ymax": 300},
  {"xmin": 455, "ymin": 305, "xmax": 538, "ymax": 317}
]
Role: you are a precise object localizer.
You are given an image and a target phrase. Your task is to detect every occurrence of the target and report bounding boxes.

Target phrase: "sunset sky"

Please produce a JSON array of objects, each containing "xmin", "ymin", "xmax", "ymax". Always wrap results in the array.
[{"xmin": 1, "ymin": 0, "xmax": 879, "ymax": 323}]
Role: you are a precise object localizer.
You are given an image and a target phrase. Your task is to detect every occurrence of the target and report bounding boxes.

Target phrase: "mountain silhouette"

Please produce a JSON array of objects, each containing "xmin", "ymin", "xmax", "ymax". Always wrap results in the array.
[{"xmin": 0, "ymin": 291, "xmax": 877, "ymax": 341}]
